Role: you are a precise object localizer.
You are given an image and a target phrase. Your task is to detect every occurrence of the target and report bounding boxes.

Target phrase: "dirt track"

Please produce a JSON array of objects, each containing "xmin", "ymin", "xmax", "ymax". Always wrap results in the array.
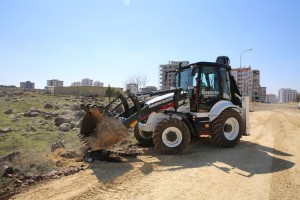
[{"xmin": 11, "ymin": 104, "xmax": 300, "ymax": 200}]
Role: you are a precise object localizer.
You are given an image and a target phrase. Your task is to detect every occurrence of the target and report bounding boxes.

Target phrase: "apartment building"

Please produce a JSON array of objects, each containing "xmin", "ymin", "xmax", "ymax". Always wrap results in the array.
[
  {"xmin": 126, "ymin": 83, "xmax": 138, "ymax": 94},
  {"xmin": 260, "ymin": 87, "xmax": 267, "ymax": 103},
  {"xmin": 20, "ymin": 81, "xmax": 35, "ymax": 89},
  {"xmin": 231, "ymin": 67, "xmax": 262, "ymax": 101},
  {"xmin": 81, "ymin": 78, "xmax": 93, "ymax": 86},
  {"xmin": 47, "ymin": 79, "xmax": 64, "ymax": 87},
  {"xmin": 93, "ymin": 81, "xmax": 104, "ymax": 87},
  {"xmin": 278, "ymin": 88, "xmax": 297, "ymax": 103},
  {"xmin": 159, "ymin": 61, "xmax": 189, "ymax": 90},
  {"xmin": 71, "ymin": 82, "xmax": 81, "ymax": 86}
]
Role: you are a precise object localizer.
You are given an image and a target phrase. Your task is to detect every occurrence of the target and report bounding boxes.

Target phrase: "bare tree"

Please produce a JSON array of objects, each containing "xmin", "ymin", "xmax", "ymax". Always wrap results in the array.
[{"xmin": 125, "ymin": 74, "xmax": 150, "ymax": 92}]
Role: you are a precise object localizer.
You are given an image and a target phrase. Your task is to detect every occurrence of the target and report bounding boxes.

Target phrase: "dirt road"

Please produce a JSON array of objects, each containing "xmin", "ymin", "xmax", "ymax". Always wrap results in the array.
[{"xmin": 12, "ymin": 104, "xmax": 300, "ymax": 200}]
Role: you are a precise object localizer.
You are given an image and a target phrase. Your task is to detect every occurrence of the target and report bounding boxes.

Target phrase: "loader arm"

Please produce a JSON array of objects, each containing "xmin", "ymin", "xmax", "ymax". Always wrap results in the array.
[{"xmin": 79, "ymin": 88, "xmax": 186, "ymax": 150}]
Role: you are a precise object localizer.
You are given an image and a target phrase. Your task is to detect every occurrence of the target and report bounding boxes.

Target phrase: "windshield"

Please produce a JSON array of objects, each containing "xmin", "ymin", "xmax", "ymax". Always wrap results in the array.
[{"xmin": 175, "ymin": 68, "xmax": 192, "ymax": 90}]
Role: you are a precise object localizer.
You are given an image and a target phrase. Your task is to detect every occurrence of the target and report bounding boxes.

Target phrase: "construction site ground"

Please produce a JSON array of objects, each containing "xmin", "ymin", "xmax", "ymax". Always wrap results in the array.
[{"xmin": 11, "ymin": 103, "xmax": 300, "ymax": 200}]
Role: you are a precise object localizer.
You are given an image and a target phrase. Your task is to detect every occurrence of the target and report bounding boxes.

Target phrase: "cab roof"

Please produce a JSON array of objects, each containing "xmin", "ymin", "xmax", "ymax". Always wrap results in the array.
[{"xmin": 184, "ymin": 61, "xmax": 232, "ymax": 70}]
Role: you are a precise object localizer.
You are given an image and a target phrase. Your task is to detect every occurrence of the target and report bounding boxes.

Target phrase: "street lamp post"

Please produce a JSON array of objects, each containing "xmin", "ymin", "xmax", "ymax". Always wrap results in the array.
[
  {"xmin": 239, "ymin": 48, "xmax": 253, "ymax": 102},
  {"xmin": 240, "ymin": 48, "xmax": 253, "ymax": 68}
]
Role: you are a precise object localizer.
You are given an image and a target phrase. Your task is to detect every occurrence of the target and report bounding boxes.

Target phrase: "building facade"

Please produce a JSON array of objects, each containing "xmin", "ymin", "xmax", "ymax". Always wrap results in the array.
[
  {"xmin": 82, "ymin": 78, "xmax": 93, "ymax": 86},
  {"xmin": 20, "ymin": 81, "xmax": 35, "ymax": 89},
  {"xmin": 159, "ymin": 61, "xmax": 189, "ymax": 90},
  {"xmin": 278, "ymin": 88, "xmax": 297, "ymax": 103},
  {"xmin": 71, "ymin": 82, "xmax": 81, "ymax": 86},
  {"xmin": 47, "ymin": 79, "xmax": 64, "ymax": 87},
  {"xmin": 231, "ymin": 67, "xmax": 262, "ymax": 102},
  {"xmin": 93, "ymin": 81, "xmax": 104, "ymax": 87},
  {"xmin": 260, "ymin": 87, "xmax": 267, "ymax": 103},
  {"xmin": 126, "ymin": 83, "xmax": 138, "ymax": 94}
]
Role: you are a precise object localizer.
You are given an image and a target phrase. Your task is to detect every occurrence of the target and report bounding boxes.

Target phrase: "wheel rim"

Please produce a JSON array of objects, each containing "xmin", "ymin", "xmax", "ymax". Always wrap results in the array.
[
  {"xmin": 223, "ymin": 117, "xmax": 239, "ymax": 140},
  {"xmin": 139, "ymin": 130, "xmax": 152, "ymax": 139},
  {"xmin": 162, "ymin": 127, "xmax": 182, "ymax": 147}
]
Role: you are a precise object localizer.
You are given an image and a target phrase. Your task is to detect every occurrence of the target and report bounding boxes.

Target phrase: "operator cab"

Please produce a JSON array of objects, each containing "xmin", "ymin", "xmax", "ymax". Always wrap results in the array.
[{"xmin": 175, "ymin": 62, "xmax": 235, "ymax": 113}]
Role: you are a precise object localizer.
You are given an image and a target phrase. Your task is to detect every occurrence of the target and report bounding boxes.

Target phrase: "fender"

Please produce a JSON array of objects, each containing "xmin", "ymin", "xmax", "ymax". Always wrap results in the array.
[
  {"xmin": 138, "ymin": 112, "xmax": 169, "ymax": 132},
  {"xmin": 138, "ymin": 112, "xmax": 183, "ymax": 132},
  {"xmin": 209, "ymin": 100, "xmax": 241, "ymax": 121}
]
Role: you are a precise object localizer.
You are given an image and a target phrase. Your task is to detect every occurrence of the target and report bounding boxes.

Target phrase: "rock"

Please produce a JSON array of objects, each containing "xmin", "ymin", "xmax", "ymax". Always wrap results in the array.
[
  {"xmin": 14, "ymin": 179, "xmax": 22, "ymax": 187},
  {"xmin": 44, "ymin": 112, "xmax": 59, "ymax": 117},
  {"xmin": 61, "ymin": 151, "xmax": 81, "ymax": 159},
  {"xmin": 24, "ymin": 111, "xmax": 40, "ymax": 117},
  {"xmin": 58, "ymin": 123, "xmax": 71, "ymax": 132},
  {"xmin": 75, "ymin": 110, "xmax": 86, "ymax": 120},
  {"xmin": 75, "ymin": 119, "xmax": 83, "ymax": 128},
  {"xmin": 0, "ymin": 128, "xmax": 12, "ymax": 134},
  {"xmin": 45, "ymin": 126, "xmax": 54, "ymax": 131},
  {"xmin": 33, "ymin": 175, "xmax": 43, "ymax": 182},
  {"xmin": 51, "ymin": 141, "xmax": 65, "ymax": 152},
  {"xmin": 56, "ymin": 160, "xmax": 63, "ymax": 167},
  {"xmin": 4, "ymin": 109, "xmax": 13, "ymax": 114},
  {"xmin": 3, "ymin": 166, "xmax": 14, "ymax": 177},
  {"xmin": 8, "ymin": 114, "xmax": 16, "ymax": 119},
  {"xmin": 26, "ymin": 179, "xmax": 35, "ymax": 185},
  {"xmin": 63, "ymin": 167, "xmax": 79, "ymax": 176},
  {"xmin": 48, "ymin": 170, "xmax": 58, "ymax": 177},
  {"xmin": 44, "ymin": 114, "xmax": 52, "ymax": 120},
  {"xmin": 55, "ymin": 114, "xmax": 73, "ymax": 126},
  {"xmin": 71, "ymin": 103, "xmax": 81, "ymax": 111},
  {"xmin": 36, "ymin": 120, "xmax": 46, "ymax": 125},
  {"xmin": 30, "ymin": 126, "xmax": 37, "ymax": 131},
  {"xmin": 60, "ymin": 110, "xmax": 73, "ymax": 115},
  {"xmin": 11, "ymin": 115, "xmax": 21, "ymax": 122},
  {"xmin": 30, "ymin": 111, "xmax": 39, "ymax": 117},
  {"xmin": 44, "ymin": 103, "xmax": 53, "ymax": 109},
  {"xmin": 69, "ymin": 122, "xmax": 76, "ymax": 129},
  {"xmin": 54, "ymin": 105, "xmax": 61, "ymax": 110},
  {"xmin": 6, "ymin": 174, "xmax": 13, "ymax": 178}
]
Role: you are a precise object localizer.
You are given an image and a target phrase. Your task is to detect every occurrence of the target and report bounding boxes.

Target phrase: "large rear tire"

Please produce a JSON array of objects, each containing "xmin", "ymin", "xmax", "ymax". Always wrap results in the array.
[
  {"xmin": 134, "ymin": 125, "xmax": 154, "ymax": 147},
  {"xmin": 153, "ymin": 118, "xmax": 190, "ymax": 155},
  {"xmin": 211, "ymin": 109, "xmax": 243, "ymax": 148}
]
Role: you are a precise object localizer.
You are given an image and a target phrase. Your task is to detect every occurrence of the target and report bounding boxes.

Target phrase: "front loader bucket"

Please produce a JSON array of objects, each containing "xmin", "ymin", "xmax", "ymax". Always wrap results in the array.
[{"xmin": 79, "ymin": 105, "xmax": 129, "ymax": 150}]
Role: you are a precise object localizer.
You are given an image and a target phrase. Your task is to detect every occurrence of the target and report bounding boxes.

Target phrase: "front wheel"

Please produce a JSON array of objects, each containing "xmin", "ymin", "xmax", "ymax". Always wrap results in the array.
[
  {"xmin": 153, "ymin": 118, "xmax": 190, "ymax": 155},
  {"xmin": 134, "ymin": 125, "xmax": 154, "ymax": 147},
  {"xmin": 211, "ymin": 109, "xmax": 243, "ymax": 148}
]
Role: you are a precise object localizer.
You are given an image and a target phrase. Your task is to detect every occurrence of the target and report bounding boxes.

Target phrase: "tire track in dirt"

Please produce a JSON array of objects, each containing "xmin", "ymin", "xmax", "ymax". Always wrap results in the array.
[{"xmin": 267, "ymin": 107, "xmax": 300, "ymax": 200}]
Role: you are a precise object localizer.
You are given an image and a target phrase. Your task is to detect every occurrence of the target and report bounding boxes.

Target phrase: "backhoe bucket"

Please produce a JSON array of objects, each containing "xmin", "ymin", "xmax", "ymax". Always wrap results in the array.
[{"xmin": 79, "ymin": 105, "xmax": 129, "ymax": 150}]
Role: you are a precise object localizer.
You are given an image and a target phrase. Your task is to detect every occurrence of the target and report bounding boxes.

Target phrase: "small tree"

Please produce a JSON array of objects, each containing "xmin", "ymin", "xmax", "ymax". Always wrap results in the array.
[
  {"xmin": 114, "ymin": 90, "xmax": 121, "ymax": 97},
  {"xmin": 296, "ymin": 94, "xmax": 300, "ymax": 102},
  {"xmin": 105, "ymin": 85, "xmax": 115, "ymax": 101}
]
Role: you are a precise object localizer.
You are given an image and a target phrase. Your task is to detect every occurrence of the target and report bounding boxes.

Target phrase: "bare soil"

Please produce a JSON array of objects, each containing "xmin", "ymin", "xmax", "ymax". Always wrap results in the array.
[{"xmin": 10, "ymin": 103, "xmax": 300, "ymax": 200}]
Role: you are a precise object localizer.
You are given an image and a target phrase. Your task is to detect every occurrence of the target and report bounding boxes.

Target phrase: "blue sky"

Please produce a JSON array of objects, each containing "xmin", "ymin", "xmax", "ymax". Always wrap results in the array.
[{"xmin": 0, "ymin": 0, "xmax": 299, "ymax": 94}]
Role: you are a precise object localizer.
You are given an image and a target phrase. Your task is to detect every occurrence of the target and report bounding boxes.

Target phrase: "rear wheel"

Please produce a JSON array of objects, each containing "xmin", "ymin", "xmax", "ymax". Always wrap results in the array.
[
  {"xmin": 134, "ymin": 125, "xmax": 154, "ymax": 147},
  {"xmin": 211, "ymin": 109, "xmax": 243, "ymax": 148},
  {"xmin": 153, "ymin": 118, "xmax": 190, "ymax": 155}
]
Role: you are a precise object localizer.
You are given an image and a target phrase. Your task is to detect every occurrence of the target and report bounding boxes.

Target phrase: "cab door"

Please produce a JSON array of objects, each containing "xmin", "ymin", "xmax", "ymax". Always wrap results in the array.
[{"xmin": 197, "ymin": 66, "xmax": 222, "ymax": 112}]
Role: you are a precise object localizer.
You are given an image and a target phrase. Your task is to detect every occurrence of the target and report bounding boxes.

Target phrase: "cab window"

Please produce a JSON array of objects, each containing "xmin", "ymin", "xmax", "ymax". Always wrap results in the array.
[{"xmin": 200, "ymin": 66, "xmax": 220, "ymax": 98}]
